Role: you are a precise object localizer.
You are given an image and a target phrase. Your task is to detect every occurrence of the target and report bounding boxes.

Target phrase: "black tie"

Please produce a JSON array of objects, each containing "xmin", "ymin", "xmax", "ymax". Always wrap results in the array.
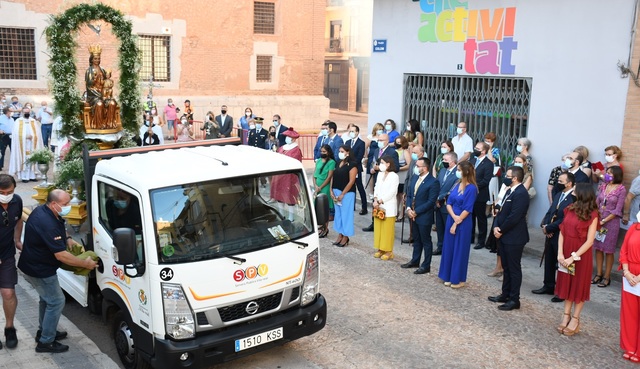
[{"xmin": 505, "ymin": 188, "xmax": 512, "ymax": 198}]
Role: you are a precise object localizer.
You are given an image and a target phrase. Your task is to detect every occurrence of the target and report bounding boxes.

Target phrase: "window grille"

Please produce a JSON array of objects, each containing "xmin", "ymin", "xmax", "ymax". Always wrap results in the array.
[
  {"xmin": 137, "ymin": 35, "xmax": 171, "ymax": 82},
  {"xmin": 254, "ymin": 2, "xmax": 275, "ymax": 34},
  {"xmin": 403, "ymin": 74, "xmax": 532, "ymax": 164},
  {"xmin": 256, "ymin": 55, "xmax": 273, "ymax": 82},
  {"xmin": 0, "ymin": 27, "xmax": 36, "ymax": 80}
]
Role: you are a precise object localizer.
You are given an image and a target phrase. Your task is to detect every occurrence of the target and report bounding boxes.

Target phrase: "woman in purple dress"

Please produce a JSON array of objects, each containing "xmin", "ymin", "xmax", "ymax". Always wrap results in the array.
[
  {"xmin": 592, "ymin": 165, "xmax": 626, "ymax": 288},
  {"xmin": 439, "ymin": 161, "xmax": 477, "ymax": 288}
]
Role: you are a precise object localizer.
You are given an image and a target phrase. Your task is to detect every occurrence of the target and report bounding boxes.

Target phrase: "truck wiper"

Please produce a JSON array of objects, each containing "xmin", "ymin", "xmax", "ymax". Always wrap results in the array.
[
  {"xmin": 224, "ymin": 255, "xmax": 247, "ymax": 264},
  {"xmin": 290, "ymin": 239, "xmax": 308, "ymax": 249}
]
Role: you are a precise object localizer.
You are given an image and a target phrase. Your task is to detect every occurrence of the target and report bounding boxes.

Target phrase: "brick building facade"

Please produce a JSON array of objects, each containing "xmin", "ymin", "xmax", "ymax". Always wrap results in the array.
[{"xmin": 0, "ymin": 0, "xmax": 329, "ymax": 130}]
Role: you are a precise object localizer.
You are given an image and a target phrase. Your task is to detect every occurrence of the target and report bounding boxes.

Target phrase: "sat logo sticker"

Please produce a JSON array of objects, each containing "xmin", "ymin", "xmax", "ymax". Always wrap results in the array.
[
  {"xmin": 233, "ymin": 264, "xmax": 269, "ymax": 282},
  {"xmin": 138, "ymin": 289, "xmax": 147, "ymax": 305}
]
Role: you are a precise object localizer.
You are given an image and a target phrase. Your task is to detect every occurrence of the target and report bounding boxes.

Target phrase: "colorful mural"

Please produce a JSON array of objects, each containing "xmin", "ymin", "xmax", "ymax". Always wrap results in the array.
[{"xmin": 417, "ymin": 0, "xmax": 518, "ymax": 75}]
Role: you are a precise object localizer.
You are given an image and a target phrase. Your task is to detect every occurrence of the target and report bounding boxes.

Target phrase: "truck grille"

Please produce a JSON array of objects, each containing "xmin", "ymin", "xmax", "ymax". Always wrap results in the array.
[
  {"xmin": 196, "ymin": 312, "xmax": 209, "ymax": 325},
  {"xmin": 289, "ymin": 287, "xmax": 300, "ymax": 302},
  {"xmin": 218, "ymin": 292, "xmax": 283, "ymax": 322}
]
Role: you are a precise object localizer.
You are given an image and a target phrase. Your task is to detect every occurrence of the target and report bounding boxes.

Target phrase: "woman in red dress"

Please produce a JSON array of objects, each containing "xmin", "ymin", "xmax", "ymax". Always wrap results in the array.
[
  {"xmin": 270, "ymin": 128, "xmax": 303, "ymax": 220},
  {"xmin": 619, "ymin": 209, "xmax": 640, "ymax": 362},
  {"xmin": 555, "ymin": 183, "xmax": 599, "ymax": 336}
]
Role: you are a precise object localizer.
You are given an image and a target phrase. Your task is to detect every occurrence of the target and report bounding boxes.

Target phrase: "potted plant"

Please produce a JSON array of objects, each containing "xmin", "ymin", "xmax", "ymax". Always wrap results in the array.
[
  {"xmin": 55, "ymin": 158, "xmax": 85, "ymax": 203},
  {"xmin": 26, "ymin": 148, "xmax": 55, "ymax": 186}
]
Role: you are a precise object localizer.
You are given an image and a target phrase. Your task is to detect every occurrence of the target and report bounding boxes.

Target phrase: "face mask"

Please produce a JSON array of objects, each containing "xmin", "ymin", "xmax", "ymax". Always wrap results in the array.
[
  {"xmin": 413, "ymin": 166, "xmax": 421, "ymax": 176},
  {"xmin": 349, "ymin": 132, "xmax": 356, "ymax": 139},
  {"xmin": 0, "ymin": 193, "xmax": 14, "ymax": 204},
  {"xmin": 395, "ymin": 143, "xmax": 402, "ymax": 149},
  {"xmin": 245, "ymin": 112, "xmax": 251, "ymax": 117},
  {"xmin": 378, "ymin": 141, "xmax": 387, "ymax": 148},
  {"xmin": 514, "ymin": 162, "xmax": 524, "ymax": 168},
  {"xmin": 503, "ymin": 177, "xmax": 513, "ymax": 187},
  {"xmin": 221, "ymin": 110, "xmax": 227, "ymax": 115},
  {"xmin": 484, "ymin": 141, "xmax": 492, "ymax": 146},
  {"xmin": 411, "ymin": 153, "xmax": 419, "ymax": 161},
  {"xmin": 379, "ymin": 163, "xmax": 388, "ymax": 172},
  {"xmin": 151, "ymin": 109, "xmax": 157, "ymax": 115},
  {"xmin": 455, "ymin": 170, "xmax": 462, "ymax": 179},
  {"xmin": 442, "ymin": 161, "xmax": 450, "ymax": 169},
  {"xmin": 1, "ymin": 99, "xmax": 5, "ymax": 103},
  {"xmin": 473, "ymin": 149, "xmax": 482, "ymax": 157},
  {"xmin": 273, "ymin": 120, "xmax": 279, "ymax": 126},
  {"xmin": 604, "ymin": 173, "xmax": 613, "ymax": 183},
  {"xmin": 256, "ymin": 124, "xmax": 262, "ymax": 131},
  {"xmin": 516, "ymin": 145, "xmax": 523, "ymax": 152},
  {"xmin": 338, "ymin": 152, "xmax": 347, "ymax": 160},
  {"xmin": 285, "ymin": 136, "xmax": 293, "ymax": 145},
  {"xmin": 440, "ymin": 147, "xmax": 449, "ymax": 154},
  {"xmin": 376, "ymin": 129, "xmax": 384, "ymax": 136},
  {"xmin": 269, "ymin": 132, "xmax": 276, "ymax": 137},
  {"xmin": 385, "ymin": 124, "xmax": 392, "ymax": 131},
  {"xmin": 320, "ymin": 153, "xmax": 328, "ymax": 159},
  {"xmin": 320, "ymin": 129, "xmax": 328, "ymax": 136},
  {"xmin": 249, "ymin": 124, "xmax": 256, "ymax": 130},
  {"xmin": 113, "ymin": 200, "xmax": 128, "ymax": 209},
  {"xmin": 564, "ymin": 159, "xmax": 573, "ymax": 169},
  {"xmin": 456, "ymin": 128, "xmax": 463, "ymax": 135},
  {"xmin": 23, "ymin": 113, "xmax": 30, "ymax": 119},
  {"xmin": 555, "ymin": 182, "xmax": 566, "ymax": 193},
  {"xmin": 605, "ymin": 155, "xmax": 614, "ymax": 163},
  {"xmin": 58, "ymin": 204, "xmax": 72, "ymax": 216}
]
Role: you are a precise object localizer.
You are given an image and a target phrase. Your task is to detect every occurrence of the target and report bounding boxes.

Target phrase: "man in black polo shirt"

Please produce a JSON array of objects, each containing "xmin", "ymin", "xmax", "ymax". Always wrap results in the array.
[
  {"xmin": 18, "ymin": 189, "xmax": 97, "ymax": 353},
  {"xmin": 0, "ymin": 174, "xmax": 23, "ymax": 349}
]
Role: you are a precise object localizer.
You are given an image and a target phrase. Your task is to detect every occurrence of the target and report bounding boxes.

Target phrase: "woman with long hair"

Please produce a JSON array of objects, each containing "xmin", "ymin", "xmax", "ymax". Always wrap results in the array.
[
  {"xmin": 365, "ymin": 123, "xmax": 385, "ymax": 195},
  {"xmin": 432, "ymin": 140, "xmax": 454, "ymax": 177},
  {"xmin": 404, "ymin": 119, "xmax": 423, "ymax": 148},
  {"xmin": 394, "ymin": 135, "xmax": 412, "ymax": 221},
  {"xmin": 331, "ymin": 145, "xmax": 358, "ymax": 247},
  {"xmin": 314, "ymin": 144, "xmax": 335, "ymax": 238},
  {"xmin": 555, "ymin": 183, "xmax": 599, "ymax": 336},
  {"xmin": 439, "ymin": 161, "xmax": 477, "ymax": 288}
]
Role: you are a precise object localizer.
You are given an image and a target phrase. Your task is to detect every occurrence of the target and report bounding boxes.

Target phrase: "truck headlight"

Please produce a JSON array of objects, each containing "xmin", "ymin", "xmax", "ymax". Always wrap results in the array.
[
  {"xmin": 162, "ymin": 283, "xmax": 195, "ymax": 339},
  {"xmin": 300, "ymin": 249, "xmax": 319, "ymax": 307}
]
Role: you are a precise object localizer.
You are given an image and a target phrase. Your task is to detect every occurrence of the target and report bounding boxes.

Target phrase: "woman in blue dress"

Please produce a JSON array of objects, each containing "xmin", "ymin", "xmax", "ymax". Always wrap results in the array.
[{"xmin": 439, "ymin": 161, "xmax": 478, "ymax": 288}]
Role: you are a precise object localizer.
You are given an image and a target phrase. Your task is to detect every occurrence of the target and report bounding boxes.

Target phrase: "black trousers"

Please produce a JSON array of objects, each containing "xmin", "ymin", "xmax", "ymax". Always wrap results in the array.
[
  {"xmin": 499, "ymin": 242, "xmax": 526, "ymax": 302},
  {"xmin": 0, "ymin": 134, "xmax": 11, "ymax": 169},
  {"xmin": 355, "ymin": 170, "xmax": 367, "ymax": 211},
  {"xmin": 471, "ymin": 200, "xmax": 488, "ymax": 245},
  {"xmin": 435, "ymin": 205, "xmax": 448, "ymax": 250},
  {"xmin": 543, "ymin": 236, "xmax": 560, "ymax": 290}
]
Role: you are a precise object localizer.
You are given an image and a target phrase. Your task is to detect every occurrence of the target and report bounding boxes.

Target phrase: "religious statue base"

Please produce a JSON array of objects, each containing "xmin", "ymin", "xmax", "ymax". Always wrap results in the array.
[
  {"xmin": 32, "ymin": 185, "xmax": 54, "ymax": 205},
  {"xmin": 64, "ymin": 202, "xmax": 87, "ymax": 233}
]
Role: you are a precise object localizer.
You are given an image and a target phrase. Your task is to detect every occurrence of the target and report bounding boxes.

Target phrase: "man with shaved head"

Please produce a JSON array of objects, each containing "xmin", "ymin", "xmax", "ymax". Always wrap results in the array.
[{"xmin": 18, "ymin": 189, "xmax": 97, "ymax": 353}]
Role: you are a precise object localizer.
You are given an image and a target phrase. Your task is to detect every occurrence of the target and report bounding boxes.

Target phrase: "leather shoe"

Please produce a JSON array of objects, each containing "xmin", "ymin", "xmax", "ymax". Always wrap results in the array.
[
  {"xmin": 488, "ymin": 294, "xmax": 509, "ymax": 303},
  {"xmin": 359, "ymin": 209, "xmax": 368, "ymax": 215},
  {"xmin": 531, "ymin": 287, "xmax": 555, "ymax": 295},
  {"xmin": 402, "ymin": 238, "xmax": 413, "ymax": 243},
  {"xmin": 432, "ymin": 249, "xmax": 442, "ymax": 256},
  {"xmin": 35, "ymin": 329, "xmax": 68, "ymax": 343},
  {"xmin": 362, "ymin": 224, "xmax": 374, "ymax": 232},
  {"xmin": 473, "ymin": 243, "xmax": 485, "ymax": 250},
  {"xmin": 401, "ymin": 262, "xmax": 419, "ymax": 269},
  {"xmin": 36, "ymin": 340, "xmax": 69, "ymax": 353},
  {"xmin": 498, "ymin": 300, "xmax": 520, "ymax": 311},
  {"xmin": 414, "ymin": 267, "xmax": 430, "ymax": 275},
  {"xmin": 551, "ymin": 296, "xmax": 565, "ymax": 303}
]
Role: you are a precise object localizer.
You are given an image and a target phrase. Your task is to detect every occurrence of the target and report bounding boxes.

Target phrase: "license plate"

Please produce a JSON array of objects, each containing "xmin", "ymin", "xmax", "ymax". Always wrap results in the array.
[{"xmin": 235, "ymin": 327, "xmax": 283, "ymax": 352}]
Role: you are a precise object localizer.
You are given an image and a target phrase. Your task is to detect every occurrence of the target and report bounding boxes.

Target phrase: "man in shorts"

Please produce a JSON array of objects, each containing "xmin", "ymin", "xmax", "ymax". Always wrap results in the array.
[{"xmin": 0, "ymin": 174, "xmax": 23, "ymax": 349}]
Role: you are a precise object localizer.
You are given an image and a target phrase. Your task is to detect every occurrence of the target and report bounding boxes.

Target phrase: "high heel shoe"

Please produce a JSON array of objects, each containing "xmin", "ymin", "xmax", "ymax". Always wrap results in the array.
[
  {"xmin": 380, "ymin": 252, "xmax": 394, "ymax": 260},
  {"xmin": 374, "ymin": 250, "xmax": 383, "ymax": 258},
  {"xmin": 318, "ymin": 227, "xmax": 329, "ymax": 238},
  {"xmin": 556, "ymin": 313, "xmax": 571, "ymax": 333},
  {"xmin": 332, "ymin": 235, "xmax": 344, "ymax": 245},
  {"xmin": 597, "ymin": 277, "xmax": 611, "ymax": 288},
  {"xmin": 562, "ymin": 316, "xmax": 580, "ymax": 336},
  {"xmin": 337, "ymin": 237, "xmax": 349, "ymax": 247},
  {"xmin": 591, "ymin": 275, "xmax": 603, "ymax": 284}
]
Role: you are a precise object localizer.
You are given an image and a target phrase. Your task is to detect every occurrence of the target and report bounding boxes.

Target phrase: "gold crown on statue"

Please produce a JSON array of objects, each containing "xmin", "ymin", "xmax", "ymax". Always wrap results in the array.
[{"xmin": 88, "ymin": 44, "xmax": 102, "ymax": 56}]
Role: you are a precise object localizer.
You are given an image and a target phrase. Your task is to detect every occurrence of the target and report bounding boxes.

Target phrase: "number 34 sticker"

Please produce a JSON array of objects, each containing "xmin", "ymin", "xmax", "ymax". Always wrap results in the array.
[{"xmin": 160, "ymin": 268, "xmax": 174, "ymax": 281}]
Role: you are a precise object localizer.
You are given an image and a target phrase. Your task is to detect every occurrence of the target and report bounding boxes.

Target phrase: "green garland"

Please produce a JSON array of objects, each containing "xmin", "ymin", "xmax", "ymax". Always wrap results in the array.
[{"xmin": 45, "ymin": 3, "xmax": 141, "ymax": 138}]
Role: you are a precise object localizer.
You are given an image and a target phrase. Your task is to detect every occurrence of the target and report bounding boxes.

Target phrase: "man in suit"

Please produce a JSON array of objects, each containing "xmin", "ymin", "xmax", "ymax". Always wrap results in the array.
[
  {"xmin": 566, "ymin": 151, "xmax": 590, "ymax": 184},
  {"xmin": 362, "ymin": 133, "xmax": 399, "ymax": 232},
  {"xmin": 434, "ymin": 151, "xmax": 458, "ymax": 255},
  {"xmin": 248, "ymin": 117, "xmax": 268, "ymax": 149},
  {"xmin": 488, "ymin": 166, "xmax": 530, "ymax": 311},
  {"xmin": 273, "ymin": 114, "xmax": 288, "ymax": 147},
  {"xmin": 401, "ymin": 158, "xmax": 440, "ymax": 274},
  {"xmin": 471, "ymin": 142, "xmax": 495, "ymax": 249},
  {"xmin": 532, "ymin": 172, "xmax": 575, "ymax": 302},
  {"xmin": 215, "ymin": 105, "xmax": 233, "ymax": 138},
  {"xmin": 313, "ymin": 122, "xmax": 330, "ymax": 161},
  {"xmin": 345, "ymin": 125, "xmax": 367, "ymax": 215},
  {"xmin": 325, "ymin": 121, "xmax": 343, "ymax": 161},
  {"xmin": 401, "ymin": 145, "xmax": 428, "ymax": 243}
]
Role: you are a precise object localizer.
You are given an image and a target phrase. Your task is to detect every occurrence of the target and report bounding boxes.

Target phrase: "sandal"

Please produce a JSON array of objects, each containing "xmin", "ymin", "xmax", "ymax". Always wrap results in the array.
[
  {"xmin": 623, "ymin": 351, "xmax": 636, "ymax": 360},
  {"xmin": 631, "ymin": 355, "xmax": 640, "ymax": 363},
  {"xmin": 556, "ymin": 313, "xmax": 571, "ymax": 333},
  {"xmin": 591, "ymin": 275, "xmax": 603, "ymax": 285},
  {"xmin": 597, "ymin": 277, "xmax": 611, "ymax": 288},
  {"xmin": 562, "ymin": 316, "xmax": 580, "ymax": 336},
  {"xmin": 380, "ymin": 252, "xmax": 394, "ymax": 261}
]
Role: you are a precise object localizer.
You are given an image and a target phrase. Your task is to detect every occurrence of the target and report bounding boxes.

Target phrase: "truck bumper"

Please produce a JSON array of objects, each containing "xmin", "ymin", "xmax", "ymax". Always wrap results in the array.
[{"xmin": 149, "ymin": 294, "xmax": 326, "ymax": 368}]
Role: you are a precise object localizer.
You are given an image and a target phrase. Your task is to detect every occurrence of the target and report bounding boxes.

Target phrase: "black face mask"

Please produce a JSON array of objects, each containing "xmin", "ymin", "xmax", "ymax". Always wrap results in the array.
[
  {"xmin": 554, "ymin": 181, "xmax": 566, "ymax": 193},
  {"xmin": 23, "ymin": 113, "xmax": 30, "ymax": 119},
  {"xmin": 320, "ymin": 153, "xmax": 328, "ymax": 159},
  {"xmin": 221, "ymin": 110, "xmax": 227, "ymax": 115},
  {"xmin": 269, "ymin": 132, "xmax": 276, "ymax": 137},
  {"xmin": 395, "ymin": 143, "xmax": 402, "ymax": 149},
  {"xmin": 473, "ymin": 149, "xmax": 482, "ymax": 157},
  {"xmin": 503, "ymin": 177, "xmax": 513, "ymax": 187},
  {"xmin": 442, "ymin": 161, "xmax": 450, "ymax": 169}
]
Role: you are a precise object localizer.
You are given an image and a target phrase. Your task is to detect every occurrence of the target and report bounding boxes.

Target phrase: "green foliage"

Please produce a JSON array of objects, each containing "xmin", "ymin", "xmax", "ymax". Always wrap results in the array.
[
  {"xmin": 26, "ymin": 148, "xmax": 55, "ymax": 164},
  {"xmin": 55, "ymin": 158, "xmax": 86, "ymax": 200},
  {"xmin": 45, "ymin": 3, "xmax": 142, "ymax": 138}
]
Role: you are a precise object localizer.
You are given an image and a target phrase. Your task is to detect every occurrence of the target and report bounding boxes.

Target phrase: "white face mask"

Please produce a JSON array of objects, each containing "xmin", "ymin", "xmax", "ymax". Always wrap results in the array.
[
  {"xmin": 376, "ymin": 129, "xmax": 384, "ymax": 136},
  {"xmin": 516, "ymin": 145, "xmax": 523, "ymax": 152},
  {"xmin": 406, "ymin": 126, "xmax": 411, "ymax": 132},
  {"xmin": 413, "ymin": 166, "xmax": 421, "ymax": 176},
  {"xmin": 385, "ymin": 124, "xmax": 392, "ymax": 131},
  {"xmin": 320, "ymin": 129, "xmax": 328, "ymax": 136},
  {"xmin": 57, "ymin": 204, "xmax": 72, "ymax": 216},
  {"xmin": 285, "ymin": 136, "xmax": 293, "ymax": 145},
  {"xmin": 273, "ymin": 120, "xmax": 279, "ymax": 126},
  {"xmin": 338, "ymin": 152, "xmax": 346, "ymax": 160},
  {"xmin": 245, "ymin": 112, "xmax": 251, "ymax": 117},
  {"xmin": 456, "ymin": 128, "xmax": 463, "ymax": 135},
  {"xmin": 605, "ymin": 155, "xmax": 615, "ymax": 163},
  {"xmin": 514, "ymin": 162, "xmax": 524, "ymax": 168},
  {"xmin": 564, "ymin": 159, "xmax": 573, "ymax": 168},
  {"xmin": 349, "ymin": 132, "xmax": 356, "ymax": 139},
  {"xmin": 249, "ymin": 125, "xmax": 256, "ymax": 130},
  {"xmin": 379, "ymin": 163, "xmax": 388, "ymax": 172},
  {"xmin": 455, "ymin": 170, "xmax": 462, "ymax": 179},
  {"xmin": 0, "ymin": 193, "xmax": 13, "ymax": 204},
  {"xmin": 440, "ymin": 147, "xmax": 449, "ymax": 154}
]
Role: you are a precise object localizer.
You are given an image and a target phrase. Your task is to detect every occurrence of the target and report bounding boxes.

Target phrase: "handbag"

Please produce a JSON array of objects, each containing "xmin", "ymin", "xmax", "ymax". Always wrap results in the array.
[
  {"xmin": 372, "ymin": 207, "xmax": 386, "ymax": 220},
  {"xmin": 528, "ymin": 186, "xmax": 537, "ymax": 199}
]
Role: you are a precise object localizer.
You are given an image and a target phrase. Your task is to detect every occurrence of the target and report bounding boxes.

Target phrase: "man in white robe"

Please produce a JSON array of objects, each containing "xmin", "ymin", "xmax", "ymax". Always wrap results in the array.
[{"xmin": 9, "ymin": 108, "xmax": 43, "ymax": 182}]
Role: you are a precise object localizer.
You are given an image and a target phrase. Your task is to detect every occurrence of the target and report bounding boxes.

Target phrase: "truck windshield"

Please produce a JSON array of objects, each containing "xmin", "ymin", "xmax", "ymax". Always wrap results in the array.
[{"xmin": 150, "ymin": 170, "xmax": 313, "ymax": 263}]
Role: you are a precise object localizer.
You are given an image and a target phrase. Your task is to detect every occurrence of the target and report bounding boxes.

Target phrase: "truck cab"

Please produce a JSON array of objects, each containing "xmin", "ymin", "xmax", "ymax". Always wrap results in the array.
[{"xmin": 58, "ymin": 139, "xmax": 328, "ymax": 368}]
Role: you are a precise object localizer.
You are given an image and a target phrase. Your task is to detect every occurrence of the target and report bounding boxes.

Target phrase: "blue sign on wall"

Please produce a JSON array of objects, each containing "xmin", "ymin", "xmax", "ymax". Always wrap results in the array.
[{"xmin": 373, "ymin": 39, "xmax": 387, "ymax": 53}]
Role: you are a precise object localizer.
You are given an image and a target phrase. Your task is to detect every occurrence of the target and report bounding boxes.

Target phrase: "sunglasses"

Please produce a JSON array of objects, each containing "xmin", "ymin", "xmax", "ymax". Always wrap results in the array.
[{"xmin": 2, "ymin": 211, "xmax": 8, "ymax": 226}]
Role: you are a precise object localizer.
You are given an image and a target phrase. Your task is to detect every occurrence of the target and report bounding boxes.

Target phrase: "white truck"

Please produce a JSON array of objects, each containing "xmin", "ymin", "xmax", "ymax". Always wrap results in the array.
[{"xmin": 58, "ymin": 137, "xmax": 328, "ymax": 368}]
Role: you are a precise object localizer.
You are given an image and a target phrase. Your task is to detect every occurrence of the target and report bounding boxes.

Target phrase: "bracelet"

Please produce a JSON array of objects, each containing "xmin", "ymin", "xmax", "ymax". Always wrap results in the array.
[
  {"xmin": 66, "ymin": 236, "xmax": 73, "ymax": 240},
  {"xmin": 571, "ymin": 252, "xmax": 581, "ymax": 261}
]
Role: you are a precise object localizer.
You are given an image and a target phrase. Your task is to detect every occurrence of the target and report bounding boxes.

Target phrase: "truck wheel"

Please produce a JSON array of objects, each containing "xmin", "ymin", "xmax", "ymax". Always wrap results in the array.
[{"xmin": 112, "ymin": 311, "xmax": 152, "ymax": 369}]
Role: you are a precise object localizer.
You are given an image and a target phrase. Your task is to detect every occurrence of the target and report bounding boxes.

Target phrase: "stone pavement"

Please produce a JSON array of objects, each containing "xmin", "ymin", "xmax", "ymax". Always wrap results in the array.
[{"xmin": 0, "ymin": 178, "xmax": 120, "ymax": 369}]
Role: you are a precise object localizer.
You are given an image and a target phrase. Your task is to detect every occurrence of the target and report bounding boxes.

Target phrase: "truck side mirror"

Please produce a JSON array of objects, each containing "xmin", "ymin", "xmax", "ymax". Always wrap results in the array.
[
  {"xmin": 315, "ymin": 193, "xmax": 329, "ymax": 226},
  {"xmin": 113, "ymin": 228, "xmax": 136, "ymax": 265}
]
